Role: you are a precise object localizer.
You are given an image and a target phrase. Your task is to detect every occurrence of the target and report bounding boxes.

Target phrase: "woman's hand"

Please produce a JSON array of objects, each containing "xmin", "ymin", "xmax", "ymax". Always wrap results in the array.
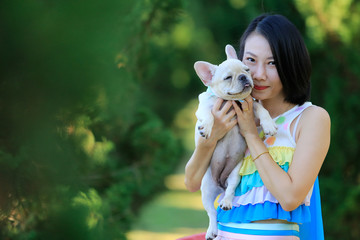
[
  {"xmin": 232, "ymin": 96, "xmax": 258, "ymax": 138},
  {"xmin": 207, "ymin": 98, "xmax": 238, "ymax": 142}
]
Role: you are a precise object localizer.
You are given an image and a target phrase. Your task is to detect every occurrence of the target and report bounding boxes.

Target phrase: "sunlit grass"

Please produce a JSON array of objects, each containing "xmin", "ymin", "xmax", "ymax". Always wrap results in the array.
[
  {"xmin": 164, "ymin": 174, "xmax": 188, "ymax": 191},
  {"xmin": 127, "ymin": 173, "xmax": 209, "ymax": 240}
]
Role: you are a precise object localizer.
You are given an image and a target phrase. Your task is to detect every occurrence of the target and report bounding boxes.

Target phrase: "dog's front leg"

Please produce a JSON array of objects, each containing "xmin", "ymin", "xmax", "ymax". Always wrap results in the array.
[
  {"xmin": 201, "ymin": 168, "xmax": 222, "ymax": 240},
  {"xmin": 253, "ymin": 101, "xmax": 277, "ymax": 135},
  {"xmin": 196, "ymin": 92, "xmax": 216, "ymax": 139}
]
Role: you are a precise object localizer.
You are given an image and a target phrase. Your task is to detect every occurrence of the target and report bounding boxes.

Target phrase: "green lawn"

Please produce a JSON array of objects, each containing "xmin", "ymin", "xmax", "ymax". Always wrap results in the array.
[{"xmin": 127, "ymin": 174, "xmax": 209, "ymax": 240}]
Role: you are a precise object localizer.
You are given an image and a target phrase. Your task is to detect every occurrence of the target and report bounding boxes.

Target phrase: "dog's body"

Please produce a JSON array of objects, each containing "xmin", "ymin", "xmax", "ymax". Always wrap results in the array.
[{"xmin": 194, "ymin": 45, "xmax": 277, "ymax": 240}]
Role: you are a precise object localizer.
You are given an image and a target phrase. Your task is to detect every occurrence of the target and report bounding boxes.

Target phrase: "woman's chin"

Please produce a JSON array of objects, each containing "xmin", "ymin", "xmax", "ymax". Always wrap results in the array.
[{"xmin": 251, "ymin": 93, "xmax": 263, "ymax": 100}]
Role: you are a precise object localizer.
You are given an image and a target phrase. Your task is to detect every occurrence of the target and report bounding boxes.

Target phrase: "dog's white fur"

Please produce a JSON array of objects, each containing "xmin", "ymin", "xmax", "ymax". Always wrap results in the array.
[{"xmin": 194, "ymin": 45, "xmax": 277, "ymax": 240}]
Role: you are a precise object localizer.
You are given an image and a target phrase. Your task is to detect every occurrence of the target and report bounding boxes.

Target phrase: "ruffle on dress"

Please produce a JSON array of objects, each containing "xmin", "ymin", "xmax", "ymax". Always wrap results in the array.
[
  {"xmin": 232, "ymin": 185, "xmax": 310, "ymax": 207},
  {"xmin": 217, "ymin": 201, "xmax": 311, "ymax": 224},
  {"xmin": 219, "ymin": 167, "xmax": 312, "ymax": 207},
  {"xmin": 236, "ymin": 163, "xmax": 290, "ymax": 195},
  {"xmin": 240, "ymin": 146, "xmax": 294, "ymax": 176}
]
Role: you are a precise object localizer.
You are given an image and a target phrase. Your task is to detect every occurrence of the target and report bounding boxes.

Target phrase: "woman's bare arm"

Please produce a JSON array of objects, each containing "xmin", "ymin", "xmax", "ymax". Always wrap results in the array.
[{"xmin": 184, "ymin": 139, "xmax": 217, "ymax": 192}]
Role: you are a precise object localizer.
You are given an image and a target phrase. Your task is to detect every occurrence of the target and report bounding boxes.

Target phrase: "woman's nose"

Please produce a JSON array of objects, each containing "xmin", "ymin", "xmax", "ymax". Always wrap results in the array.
[{"xmin": 252, "ymin": 64, "xmax": 266, "ymax": 80}]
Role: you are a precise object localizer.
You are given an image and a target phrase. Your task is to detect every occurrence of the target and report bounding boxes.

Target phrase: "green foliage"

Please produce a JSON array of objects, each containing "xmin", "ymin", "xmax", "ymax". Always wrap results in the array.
[
  {"xmin": 0, "ymin": 0, "xmax": 183, "ymax": 239},
  {"xmin": 295, "ymin": 1, "xmax": 360, "ymax": 238}
]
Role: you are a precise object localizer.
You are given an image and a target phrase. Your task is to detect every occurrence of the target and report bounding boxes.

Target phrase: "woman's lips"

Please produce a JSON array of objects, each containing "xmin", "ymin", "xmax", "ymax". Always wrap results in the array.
[{"xmin": 254, "ymin": 85, "xmax": 268, "ymax": 90}]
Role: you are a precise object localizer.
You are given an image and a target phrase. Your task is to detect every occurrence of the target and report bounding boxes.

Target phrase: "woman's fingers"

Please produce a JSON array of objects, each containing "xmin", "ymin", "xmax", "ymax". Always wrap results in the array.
[
  {"xmin": 211, "ymin": 98, "xmax": 237, "ymax": 132},
  {"xmin": 228, "ymin": 117, "xmax": 238, "ymax": 128},
  {"xmin": 241, "ymin": 101, "xmax": 249, "ymax": 112},
  {"xmin": 246, "ymin": 96, "xmax": 254, "ymax": 109},
  {"xmin": 206, "ymin": 97, "xmax": 256, "ymax": 142},
  {"xmin": 232, "ymin": 96, "xmax": 254, "ymax": 114},
  {"xmin": 212, "ymin": 99, "xmax": 234, "ymax": 117},
  {"xmin": 220, "ymin": 100, "xmax": 233, "ymax": 114},
  {"xmin": 213, "ymin": 97, "xmax": 223, "ymax": 111},
  {"xmin": 241, "ymin": 96, "xmax": 253, "ymax": 112},
  {"xmin": 232, "ymin": 101, "xmax": 242, "ymax": 114},
  {"xmin": 213, "ymin": 97, "xmax": 254, "ymax": 127}
]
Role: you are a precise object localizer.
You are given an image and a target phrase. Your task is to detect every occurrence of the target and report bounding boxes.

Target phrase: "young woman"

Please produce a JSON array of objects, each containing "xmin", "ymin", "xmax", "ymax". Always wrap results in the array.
[{"xmin": 184, "ymin": 14, "xmax": 330, "ymax": 240}]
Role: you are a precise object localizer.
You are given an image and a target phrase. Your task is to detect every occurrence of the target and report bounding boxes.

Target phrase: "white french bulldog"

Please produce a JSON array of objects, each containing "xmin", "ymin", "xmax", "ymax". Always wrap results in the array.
[{"xmin": 194, "ymin": 44, "xmax": 277, "ymax": 240}]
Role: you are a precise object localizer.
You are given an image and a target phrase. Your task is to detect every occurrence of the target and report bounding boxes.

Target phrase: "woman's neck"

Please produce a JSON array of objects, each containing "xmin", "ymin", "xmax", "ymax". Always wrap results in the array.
[{"xmin": 260, "ymin": 98, "xmax": 296, "ymax": 118}]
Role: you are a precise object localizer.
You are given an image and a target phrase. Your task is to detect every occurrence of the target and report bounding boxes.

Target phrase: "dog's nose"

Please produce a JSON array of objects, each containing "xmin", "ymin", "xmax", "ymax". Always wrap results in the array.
[{"xmin": 238, "ymin": 74, "xmax": 248, "ymax": 82}]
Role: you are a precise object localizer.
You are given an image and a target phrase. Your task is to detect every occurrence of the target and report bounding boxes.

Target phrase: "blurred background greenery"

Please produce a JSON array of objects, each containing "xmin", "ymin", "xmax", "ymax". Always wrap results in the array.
[{"xmin": 0, "ymin": 0, "xmax": 359, "ymax": 239}]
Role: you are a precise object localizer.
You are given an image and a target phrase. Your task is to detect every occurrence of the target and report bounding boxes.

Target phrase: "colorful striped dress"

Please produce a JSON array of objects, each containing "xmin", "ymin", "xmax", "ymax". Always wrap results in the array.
[{"xmin": 216, "ymin": 102, "xmax": 324, "ymax": 239}]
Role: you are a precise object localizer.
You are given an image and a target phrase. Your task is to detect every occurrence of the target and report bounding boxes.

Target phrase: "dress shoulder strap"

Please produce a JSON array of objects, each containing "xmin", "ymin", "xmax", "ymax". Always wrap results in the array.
[{"xmin": 289, "ymin": 102, "xmax": 313, "ymax": 141}]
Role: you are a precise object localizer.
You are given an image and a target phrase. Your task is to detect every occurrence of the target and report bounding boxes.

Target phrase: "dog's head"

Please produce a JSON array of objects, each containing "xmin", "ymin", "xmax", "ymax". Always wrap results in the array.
[{"xmin": 194, "ymin": 44, "xmax": 253, "ymax": 100}]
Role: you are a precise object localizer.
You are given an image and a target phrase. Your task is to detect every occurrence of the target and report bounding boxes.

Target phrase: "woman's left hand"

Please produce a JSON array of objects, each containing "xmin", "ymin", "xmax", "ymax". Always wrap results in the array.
[{"xmin": 232, "ymin": 96, "xmax": 258, "ymax": 138}]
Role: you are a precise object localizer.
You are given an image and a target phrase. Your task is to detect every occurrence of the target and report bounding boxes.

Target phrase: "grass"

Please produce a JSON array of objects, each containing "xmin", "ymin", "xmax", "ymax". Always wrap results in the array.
[{"xmin": 126, "ymin": 174, "xmax": 209, "ymax": 240}]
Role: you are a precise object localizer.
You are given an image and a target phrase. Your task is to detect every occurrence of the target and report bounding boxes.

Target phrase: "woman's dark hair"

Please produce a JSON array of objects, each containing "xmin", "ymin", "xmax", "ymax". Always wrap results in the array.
[{"xmin": 239, "ymin": 14, "xmax": 311, "ymax": 105}]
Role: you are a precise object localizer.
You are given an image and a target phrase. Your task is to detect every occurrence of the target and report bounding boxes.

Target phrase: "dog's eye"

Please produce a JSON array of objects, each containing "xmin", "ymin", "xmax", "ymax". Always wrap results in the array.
[
  {"xmin": 224, "ymin": 76, "xmax": 232, "ymax": 80},
  {"xmin": 245, "ymin": 68, "xmax": 250, "ymax": 72}
]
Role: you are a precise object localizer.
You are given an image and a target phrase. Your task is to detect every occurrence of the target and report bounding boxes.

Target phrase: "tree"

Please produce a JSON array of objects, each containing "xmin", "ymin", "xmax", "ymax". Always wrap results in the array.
[{"xmin": 0, "ymin": 0, "xmax": 183, "ymax": 239}]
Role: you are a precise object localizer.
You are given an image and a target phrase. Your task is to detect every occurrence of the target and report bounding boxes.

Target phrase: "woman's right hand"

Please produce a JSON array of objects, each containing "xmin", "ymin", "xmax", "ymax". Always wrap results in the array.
[{"xmin": 201, "ymin": 98, "xmax": 238, "ymax": 144}]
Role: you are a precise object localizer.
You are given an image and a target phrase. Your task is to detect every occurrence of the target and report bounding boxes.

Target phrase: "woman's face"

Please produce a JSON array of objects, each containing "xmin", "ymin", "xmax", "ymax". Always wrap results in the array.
[{"xmin": 242, "ymin": 32, "xmax": 285, "ymax": 102}]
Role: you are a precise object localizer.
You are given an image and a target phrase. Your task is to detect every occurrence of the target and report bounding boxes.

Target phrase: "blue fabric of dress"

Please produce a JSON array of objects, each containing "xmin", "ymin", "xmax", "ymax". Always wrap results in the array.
[{"xmin": 299, "ymin": 177, "xmax": 324, "ymax": 240}]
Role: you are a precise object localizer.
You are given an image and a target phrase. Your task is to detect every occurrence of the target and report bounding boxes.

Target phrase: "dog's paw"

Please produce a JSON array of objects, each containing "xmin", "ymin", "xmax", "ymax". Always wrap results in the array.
[
  {"xmin": 261, "ymin": 119, "xmax": 278, "ymax": 136},
  {"xmin": 197, "ymin": 120, "xmax": 213, "ymax": 139},
  {"xmin": 219, "ymin": 198, "xmax": 233, "ymax": 211},
  {"xmin": 205, "ymin": 231, "xmax": 217, "ymax": 240}
]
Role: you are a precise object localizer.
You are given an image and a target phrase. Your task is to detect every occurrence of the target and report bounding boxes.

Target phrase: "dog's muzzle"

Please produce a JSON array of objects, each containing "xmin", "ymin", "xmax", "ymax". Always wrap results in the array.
[{"xmin": 238, "ymin": 74, "xmax": 248, "ymax": 82}]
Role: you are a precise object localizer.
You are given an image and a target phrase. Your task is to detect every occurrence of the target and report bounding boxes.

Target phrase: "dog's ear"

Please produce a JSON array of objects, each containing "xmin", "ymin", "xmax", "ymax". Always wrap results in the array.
[
  {"xmin": 225, "ymin": 44, "xmax": 238, "ymax": 60},
  {"xmin": 194, "ymin": 61, "xmax": 217, "ymax": 86}
]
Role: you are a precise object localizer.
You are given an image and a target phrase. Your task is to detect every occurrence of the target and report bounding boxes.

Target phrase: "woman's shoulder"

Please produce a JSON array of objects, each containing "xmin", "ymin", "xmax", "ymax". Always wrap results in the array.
[
  {"xmin": 303, "ymin": 104, "xmax": 330, "ymax": 121},
  {"xmin": 299, "ymin": 104, "xmax": 331, "ymax": 131}
]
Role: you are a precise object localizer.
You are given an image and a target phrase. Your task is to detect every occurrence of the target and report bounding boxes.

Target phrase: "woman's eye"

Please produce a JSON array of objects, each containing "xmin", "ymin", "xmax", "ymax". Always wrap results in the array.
[
  {"xmin": 224, "ymin": 76, "xmax": 232, "ymax": 80},
  {"xmin": 269, "ymin": 61, "xmax": 276, "ymax": 65},
  {"xmin": 246, "ymin": 57, "xmax": 255, "ymax": 62}
]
